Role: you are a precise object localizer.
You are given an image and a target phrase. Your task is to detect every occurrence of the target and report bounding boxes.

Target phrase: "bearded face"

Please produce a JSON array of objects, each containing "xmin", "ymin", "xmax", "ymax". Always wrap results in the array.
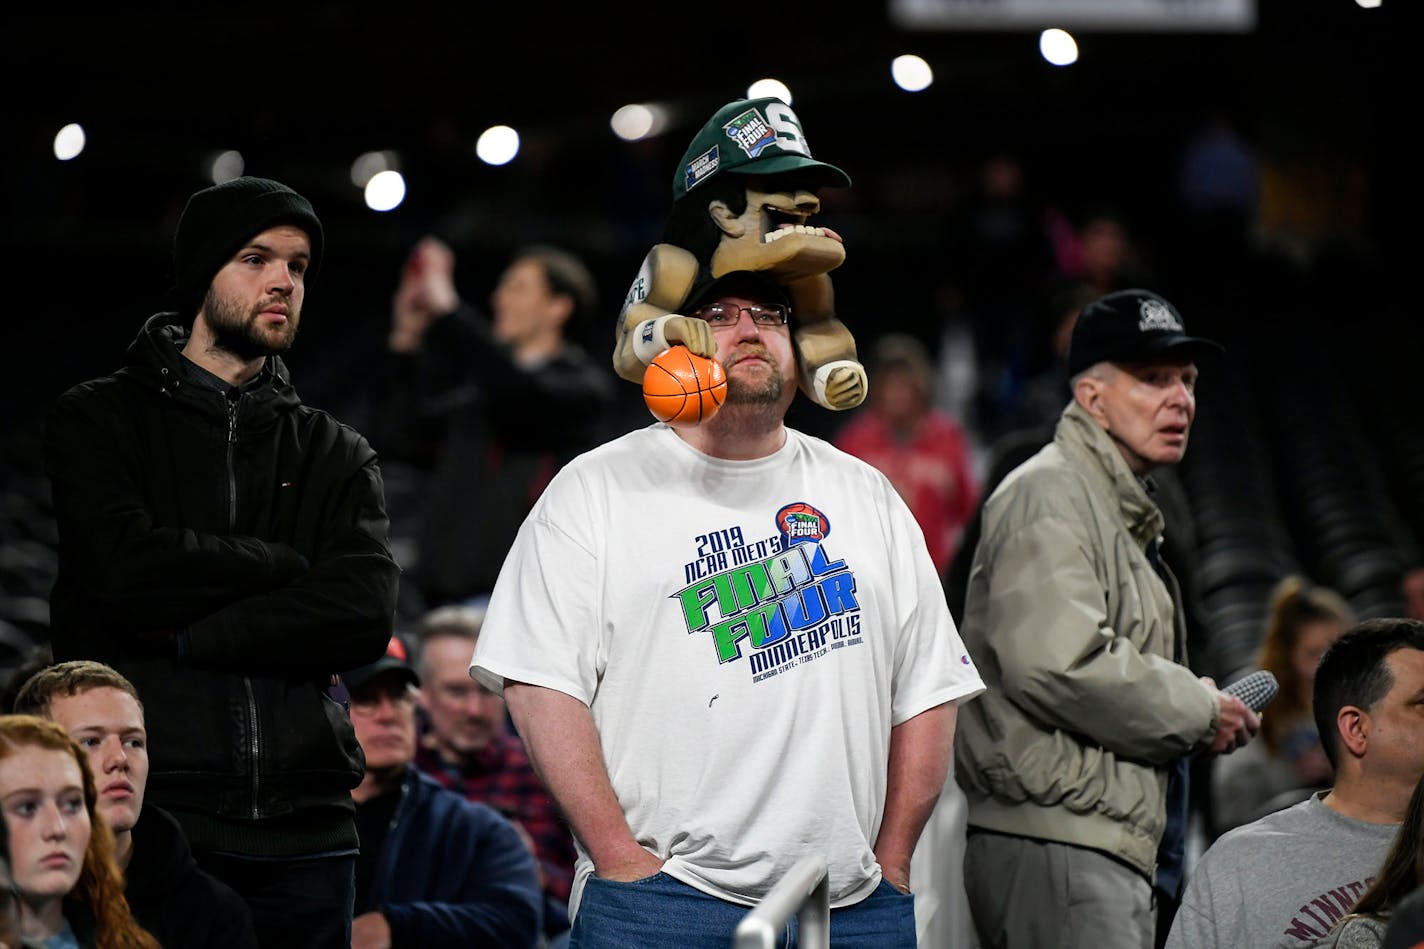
[
  {"xmin": 195, "ymin": 224, "xmax": 310, "ymax": 362},
  {"xmin": 201, "ymin": 283, "xmax": 300, "ymax": 361}
]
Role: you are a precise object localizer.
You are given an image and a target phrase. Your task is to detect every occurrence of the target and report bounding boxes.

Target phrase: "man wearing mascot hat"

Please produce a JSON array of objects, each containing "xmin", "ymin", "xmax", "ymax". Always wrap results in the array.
[
  {"xmin": 615, "ymin": 95, "xmax": 869, "ymax": 417},
  {"xmin": 471, "ymin": 98, "xmax": 985, "ymax": 947}
]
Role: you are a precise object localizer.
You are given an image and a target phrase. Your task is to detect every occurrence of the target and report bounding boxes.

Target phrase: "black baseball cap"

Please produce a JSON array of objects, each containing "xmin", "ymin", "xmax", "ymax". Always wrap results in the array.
[
  {"xmin": 1067, "ymin": 289, "xmax": 1223, "ymax": 378},
  {"xmin": 342, "ymin": 635, "xmax": 419, "ymax": 691}
]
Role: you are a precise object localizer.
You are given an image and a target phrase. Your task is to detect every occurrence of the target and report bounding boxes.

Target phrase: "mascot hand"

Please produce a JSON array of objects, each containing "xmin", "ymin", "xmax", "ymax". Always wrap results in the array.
[
  {"xmin": 632, "ymin": 313, "xmax": 716, "ymax": 363},
  {"xmin": 662, "ymin": 315, "xmax": 716, "ymax": 359},
  {"xmin": 814, "ymin": 360, "xmax": 868, "ymax": 411}
]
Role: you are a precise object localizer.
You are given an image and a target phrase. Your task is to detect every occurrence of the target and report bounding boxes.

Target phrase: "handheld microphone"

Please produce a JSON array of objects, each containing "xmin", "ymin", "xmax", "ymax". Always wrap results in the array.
[{"xmin": 1223, "ymin": 670, "xmax": 1279, "ymax": 712}]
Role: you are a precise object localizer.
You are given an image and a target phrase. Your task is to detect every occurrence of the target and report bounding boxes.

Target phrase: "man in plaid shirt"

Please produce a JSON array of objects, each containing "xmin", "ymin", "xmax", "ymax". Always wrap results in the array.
[{"xmin": 411, "ymin": 605, "xmax": 577, "ymax": 940}]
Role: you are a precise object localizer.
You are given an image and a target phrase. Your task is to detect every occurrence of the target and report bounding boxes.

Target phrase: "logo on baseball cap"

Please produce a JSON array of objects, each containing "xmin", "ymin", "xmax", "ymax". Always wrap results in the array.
[
  {"xmin": 1067, "ymin": 289, "xmax": 1224, "ymax": 378},
  {"xmin": 673, "ymin": 97, "xmax": 851, "ymax": 202}
]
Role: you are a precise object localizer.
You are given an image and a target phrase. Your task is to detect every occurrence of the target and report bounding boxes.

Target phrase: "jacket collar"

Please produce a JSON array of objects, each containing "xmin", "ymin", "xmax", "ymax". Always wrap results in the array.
[
  {"xmin": 1055, "ymin": 400, "xmax": 1165, "ymax": 547},
  {"xmin": 123, "ymin": 312, "xmax": 300, "ymax": 422},
  {"xmin": 124, "ymin": 804, "xmax": 196, "ymax": 902}
]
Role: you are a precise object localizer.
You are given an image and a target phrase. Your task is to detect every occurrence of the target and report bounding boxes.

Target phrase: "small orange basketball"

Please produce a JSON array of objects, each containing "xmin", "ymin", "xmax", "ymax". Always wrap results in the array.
[{"xmin": 642, "ymin": 346, "xmax": 728, "ymax": 427}]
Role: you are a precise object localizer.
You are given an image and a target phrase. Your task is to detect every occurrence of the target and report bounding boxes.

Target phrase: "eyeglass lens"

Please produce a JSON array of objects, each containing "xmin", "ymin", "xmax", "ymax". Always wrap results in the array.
[{"xmin": 696, "ymin": 303, "xmax": 788, "ymax": 326}]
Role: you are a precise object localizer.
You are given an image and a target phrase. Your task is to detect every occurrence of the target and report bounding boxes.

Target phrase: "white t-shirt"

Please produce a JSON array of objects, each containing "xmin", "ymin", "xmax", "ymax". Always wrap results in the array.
[{"xmin": 471, "ymin": 424, "xmax": 984, "ymax": 915}]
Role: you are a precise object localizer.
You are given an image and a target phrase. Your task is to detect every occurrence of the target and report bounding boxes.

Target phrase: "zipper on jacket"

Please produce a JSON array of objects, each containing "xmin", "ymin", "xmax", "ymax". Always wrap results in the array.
[
  {"xmin": 229, "ymin": 395, "xmax": 261, "ymax": 817},
  {"xmin": 243, "ymin": 676, "xmax": 261, "ymax": 819},
  {"xmin": 226, "ymin": 398, "xmax": 239, "ymax": 531}
]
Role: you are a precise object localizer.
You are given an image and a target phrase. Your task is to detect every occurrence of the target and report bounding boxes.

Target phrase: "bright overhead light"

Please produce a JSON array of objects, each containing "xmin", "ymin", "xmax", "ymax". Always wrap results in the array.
[
  {"xmin": 892, "ymin": 54, "xmax": 934, "ymax": 92},
  {"xmin": 476, "ymin": 125, "xmax": 520, "ymax": 166},
  {"xmin": 611, "ymin": 104, "xmax": 672, "ymax": 142},
  {"xmin": 53, "ymin": 123, "xmax": 86, "ymax": 161},
  {"xmin": 746, "ymin": 78, "xmax": 792, "ymax": 104},
  {"xmin": 1040, "ymin": 28, "xmax": 1080, "ymax": 67},
  {"xmin": 365, "ymin": 170, "xmax": 406, "ymax": 212},
  {"xmin": 1355, "ymin": 0, "xmax": 1381, "ymax": 7}
]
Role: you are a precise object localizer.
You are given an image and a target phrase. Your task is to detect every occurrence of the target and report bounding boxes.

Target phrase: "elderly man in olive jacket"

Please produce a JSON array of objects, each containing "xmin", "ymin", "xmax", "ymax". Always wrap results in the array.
[{"xmin": 954, "ymin": 290, "xmax": 1260, "ymax": 949}]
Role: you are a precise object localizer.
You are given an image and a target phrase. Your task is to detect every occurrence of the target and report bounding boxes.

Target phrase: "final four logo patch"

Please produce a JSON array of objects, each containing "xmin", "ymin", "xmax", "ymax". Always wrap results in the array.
[
  {"xmin": 776, "ymin": 502, "xmax": 830, "ymax": 546},
  {"xmin": 722, "ymin": 108, "xmax": 778, "ymax": 159}
]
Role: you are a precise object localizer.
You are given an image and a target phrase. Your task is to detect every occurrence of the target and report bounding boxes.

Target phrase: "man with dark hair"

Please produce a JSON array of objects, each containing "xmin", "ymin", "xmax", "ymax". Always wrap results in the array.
[
  {"xmin": 1167, "ymin": 617, "xmax": 1424, "ymax": 949},
  {"xmin": 14, "ymin": 661, "xmax": 257, "ymax": 949},
  {"xmin": 344, "ymin": 636, "xmax": 542, "ymax": 948},
  {"xmin": 369, "ymin": 237, "xmax": 616, "ymax": 612},
  {"xmin": 472, "ymin": 269, "xmax": 985, "ymax": 947},
  {"xmin": 955, "ymin": 288, "xmax": 1259, "ymax": 948},
  {"xmin": 43, "ymin": 175, "xmax": 400, "ymax": 948}
]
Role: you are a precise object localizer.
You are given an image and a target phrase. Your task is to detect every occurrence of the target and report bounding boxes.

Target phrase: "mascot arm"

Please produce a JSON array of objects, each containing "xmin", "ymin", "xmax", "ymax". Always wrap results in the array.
[
  {"xmin": 787, "ymin": 275, "xmax": 868, "ymax": 411},
  {"xmin": 614, "ymin": 244, "xmax": 714, "ymax": 383}
]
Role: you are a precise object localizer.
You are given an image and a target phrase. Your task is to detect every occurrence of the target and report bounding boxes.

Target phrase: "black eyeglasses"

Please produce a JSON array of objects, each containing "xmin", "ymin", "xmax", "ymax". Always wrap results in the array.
[{"xmin": 692, "ymin": 302, "xmax": 791, "ymax": 328}]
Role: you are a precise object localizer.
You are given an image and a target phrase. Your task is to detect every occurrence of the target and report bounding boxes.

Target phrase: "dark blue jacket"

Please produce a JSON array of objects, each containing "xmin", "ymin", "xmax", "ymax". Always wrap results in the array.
[{"xmin": 367, "ymin": 767, "xmax": 542, "ymax": 948}]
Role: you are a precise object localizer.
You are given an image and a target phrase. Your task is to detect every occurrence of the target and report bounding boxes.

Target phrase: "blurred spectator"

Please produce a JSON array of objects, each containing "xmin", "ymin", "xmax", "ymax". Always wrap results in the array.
[
  {"xmin": 944, "ymin": 152, "xmax": 1058, "ymax": 441},
  {"xmin": 1071, "ymin": 208, "xmax": 1154, "ymax": 298},
  {"xmin": 1012, "ymin": 279, "xmax": 1097, "ymax": 432},
  {"xmin": 0, "ymin": 714, "xmax": 159, "ymax": 947},
  {"xmin": 1168, "ymin": 619, "xmax": 1424, "ymax": 949},
  {"xmin": 1173, "ymin": 113, "xmax": 1260, "ymax": 289},
  {"xmin": 1211, "ymin": 576, "xmax": 1354, "ymax": 835},
  {"xmin": 834, "ymin": 333, "xmax": 979, "ymax": 580},
  {"xmin": 412, "ymin": 605, "xmax": 575, "ymax": 942},
  {"xmin": 13, "ymin": 660, "xmax": 257, "ymax": 949},
  {"xmin": 1403, "ymin": 567, "xmax": 1424, "ymax": 622},
  {"xmin": 344, "ymin": 636, "xmax": 542, "ymax": 949},
  {"xmin": 1177, "ymin": 114, "xmax": 1260, "ymax": 220},
  {"xmin": 366, "ymin": 238, "xmax": 616, "ymax": 614},
  {"xmin": 1311, "ymin": 772, "xmax": 1424, "ymax": 948}
]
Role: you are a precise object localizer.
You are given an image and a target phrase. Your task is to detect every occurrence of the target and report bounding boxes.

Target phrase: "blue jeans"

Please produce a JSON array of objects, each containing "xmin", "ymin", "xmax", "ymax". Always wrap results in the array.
[{"xmin": 569, "ymin": 872, "xmax": 916, "ymax": 949}]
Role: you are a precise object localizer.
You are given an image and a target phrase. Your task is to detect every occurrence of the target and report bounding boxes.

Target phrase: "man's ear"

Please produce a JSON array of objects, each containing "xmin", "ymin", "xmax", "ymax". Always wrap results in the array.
[
  {"xmin": 1073, "ymin": 372, "xmax": 1107, "ymax": 424},
  {"xmin": 708, "ymin": 200, "xmax": 749, "ymax": 239},
  {"xmin": 1336, "ymin": 706, "xmax": 1370, "ymax": 760}
]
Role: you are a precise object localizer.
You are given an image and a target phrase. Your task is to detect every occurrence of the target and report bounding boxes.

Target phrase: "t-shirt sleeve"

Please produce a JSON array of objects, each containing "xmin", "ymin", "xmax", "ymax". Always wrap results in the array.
[
  {"xmin": 1166, "ymin": 849, "xmax": 1231, "ymax": 949},
  {"xmin": 880, "ymin": 472, "xmax": 985, "ymax": 724},
  {"xmin": 470, "ymin": 489, "xmax": 602, "ymax": 705}
]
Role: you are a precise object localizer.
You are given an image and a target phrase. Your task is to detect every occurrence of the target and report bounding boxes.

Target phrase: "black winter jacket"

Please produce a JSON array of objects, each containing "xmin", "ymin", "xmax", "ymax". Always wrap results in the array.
[
  {"xmin": 127, "ymin": 804, "xmax": 259, "ymax": 948},
  {"xmin": 45, "ymin": 313, "xmax": 399, "ymax": 829}
]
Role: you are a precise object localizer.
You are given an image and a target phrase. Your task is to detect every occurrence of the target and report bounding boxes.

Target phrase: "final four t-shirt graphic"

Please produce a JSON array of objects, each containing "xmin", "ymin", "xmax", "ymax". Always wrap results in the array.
[{"xmin": 671, "ymin": 501, "xmax": 865, "ymax": 683}]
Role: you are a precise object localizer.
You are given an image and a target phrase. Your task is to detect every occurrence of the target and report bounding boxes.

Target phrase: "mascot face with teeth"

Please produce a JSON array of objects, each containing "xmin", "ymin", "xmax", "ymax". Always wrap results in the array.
[{"xmin": 614, "ymin": 97, "xmax": 868, "ymax": 413}]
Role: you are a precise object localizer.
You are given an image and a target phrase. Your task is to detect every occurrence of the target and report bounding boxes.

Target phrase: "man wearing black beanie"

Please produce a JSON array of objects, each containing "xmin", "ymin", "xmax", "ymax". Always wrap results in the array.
[{"xmin": 41, "ymin": 175, "xmax": 399, "ymax": 949}]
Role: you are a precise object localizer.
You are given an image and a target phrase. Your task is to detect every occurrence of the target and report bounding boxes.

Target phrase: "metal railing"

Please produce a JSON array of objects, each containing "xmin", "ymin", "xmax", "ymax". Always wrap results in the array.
[{"xmin": 732, "ymin": 854, "xmax": 829, "ymax": 949}]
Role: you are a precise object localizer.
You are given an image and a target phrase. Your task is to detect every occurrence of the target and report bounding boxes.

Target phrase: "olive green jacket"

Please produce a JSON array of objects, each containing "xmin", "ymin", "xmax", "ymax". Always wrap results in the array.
[{"xmin": 954, "ymin": 399, "xmax": 1219, "ymax": 878}]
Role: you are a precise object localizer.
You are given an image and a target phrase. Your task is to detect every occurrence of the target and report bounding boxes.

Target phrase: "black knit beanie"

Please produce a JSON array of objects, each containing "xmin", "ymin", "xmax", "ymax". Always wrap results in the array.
[{"xmin": 172, "ymin": 176, "xmax": 324, "ymax": 317}]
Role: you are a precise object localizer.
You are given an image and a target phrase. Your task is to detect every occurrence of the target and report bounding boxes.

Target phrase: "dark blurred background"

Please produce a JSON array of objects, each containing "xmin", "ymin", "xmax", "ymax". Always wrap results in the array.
[{"xmin": 1, "ymin": 1, "xmax": 1419, "ymax": 679}]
